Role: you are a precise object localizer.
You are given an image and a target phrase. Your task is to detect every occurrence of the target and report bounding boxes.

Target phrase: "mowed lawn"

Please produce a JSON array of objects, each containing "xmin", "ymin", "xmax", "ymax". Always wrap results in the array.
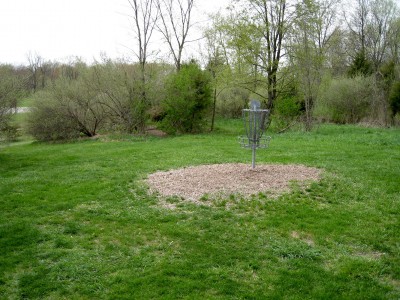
[{"xmin": 1, "ymin": 121, "xmax": 399, "ymax": 299}]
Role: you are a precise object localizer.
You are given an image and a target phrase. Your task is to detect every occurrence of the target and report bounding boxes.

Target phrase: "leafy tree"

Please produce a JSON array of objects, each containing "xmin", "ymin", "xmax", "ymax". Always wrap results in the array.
[
  {"xmin": 203, "ymin": 17, "xmax": 233, "ymax": 131},
  {"xmin": 286, "ymin": 0, "xmax": 340, "ymax": 130},
  {"xmin": 348, "ymin": 50, "xmax": 373, "ymax": 76},
  {"xmin": 161, "ymin": 62, "xmax": 212, "ymax": 134},
  {"xmin": 273, "ymin": 95, "xmax": 302, "ymax": 131},
  {"xmin": 290, "ymin": 0, "xmax": 326, "ymax": 130},
  {"xmin": 223, "ymin": 0, "xmax": 290, "ymax": 110},
  {"xmin": 250, "ymin": 0, "xmax": 288, "ymax": 110}
]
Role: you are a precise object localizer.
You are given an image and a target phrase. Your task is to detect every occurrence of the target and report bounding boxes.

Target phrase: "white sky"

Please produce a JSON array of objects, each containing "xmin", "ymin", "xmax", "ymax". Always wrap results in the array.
[{"xmin": 0, "ymin": 0, "xmax": 230, "ymax": 66}]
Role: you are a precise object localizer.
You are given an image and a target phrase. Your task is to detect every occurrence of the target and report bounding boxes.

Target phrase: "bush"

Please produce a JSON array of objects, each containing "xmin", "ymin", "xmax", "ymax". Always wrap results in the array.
[
  {"xmin": 348, "ymin": 51, "xmax": 373, "ymax": 77},
  {"xmin": 0, "ymin": 112, "xmax": 15, "ymax": 142},
  {"xmin": 27, "ymin": 73, "xmax": 108, "ymax": 141},
  {"xmin": 90, "ymin": 61, "xmax": 155, "ymax": 133},
  {"xmin": 272, "ymin": 95, "xmax": 302, "ymax": 129},
  {"xmin": 217, "ymin": 87, "xmax": 249, "ymax": 118},
  {"xmin": 27, "ymin": 59, "xmax": 167, "ymax": 141},
  {"xmin": 160, "ymin": 62, "xmax": 212, "ymax": 134},
  {"xmin": 389, "ymin": 81, "xmax": 400, "ymax": 119},
  {"xmin": 0, "ymin": 65, "xmax": 25, "ymax": 141},
  {"xmin": 27, "ymin": 91, "xmax": 81, "ymax": 141},
  {"xmin": 315, "ymin": 76, "xmax": 375, "ymax": 124},
  {"xmin": 0, "ymin": 123, "xmax": 20, "ymax": 142}
]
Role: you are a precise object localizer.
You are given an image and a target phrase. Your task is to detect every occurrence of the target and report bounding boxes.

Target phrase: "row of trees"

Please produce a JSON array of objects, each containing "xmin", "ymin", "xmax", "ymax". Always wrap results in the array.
[
  {"xmin": 1, "ymin": 0, "xmax": 400, "ymax": 141},
  {"xmin": 203, "ymin": 0, "xmax": 400, "ymax": 129},
  {"xmin": 25, "ymin": 59, "xmax": 212, "ymax": 140},
  {"xmin": 125, "ymin": 0, "xmax": 400, "ymax": 130}
]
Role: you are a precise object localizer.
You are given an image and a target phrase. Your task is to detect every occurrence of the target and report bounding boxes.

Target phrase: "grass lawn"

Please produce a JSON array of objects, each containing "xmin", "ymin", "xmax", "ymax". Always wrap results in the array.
[{"xmin": 1, "ymin": 120, "xmax": 399, "ymax": 299}]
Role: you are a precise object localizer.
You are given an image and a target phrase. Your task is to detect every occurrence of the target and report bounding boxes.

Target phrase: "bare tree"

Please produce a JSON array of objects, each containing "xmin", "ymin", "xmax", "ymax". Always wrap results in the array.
[
  {"xmin": 346, "ymin": 0, "xmax": 370, "ymax": 54},
  {"xmin": 27, "ymin": 52, "xmax": 43, "ymax": 92},
  {"xmin": 346, "ymin": 0, "xmax": 399, "ymax": 71},
  {"xmin": 314, "ymin": 0, "xmax": 340, "ymax": 53},
  {"xmin": 156, "ymin": 0, "xmax": 195, "ymax": 71},
  {"xmin": 128, "ymin": 0, "xmax": 159, "ymax": 88},
  {"xmin": 388, "ymin": 17, "xmax": 400, "ymax": 64},
  {"xmin": 367, "ymin": 0, "xmax": 398, "ymax": 70},
  {"xmin": 124, "ymin": 0, "xmax": 159, "ymax": 131}
]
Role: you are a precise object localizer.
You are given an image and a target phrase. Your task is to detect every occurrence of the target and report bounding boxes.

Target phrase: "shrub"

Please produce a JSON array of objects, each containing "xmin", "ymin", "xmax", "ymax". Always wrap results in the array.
[
  {"xmin": 27, "ymin": 74, "xmax": 108, "ymax": 141},
  {"xmin": 27, "ymin": 60, "xmax": 164, "ymax": 141},
  {"xmin": 217, "ymin": 87, "xmax": 249, "ymax": 118},
  {"xmin": 160, "ymin": 62, "xmax": 212, "ymax": 134},
  {"xmin": 27, "ymin": 91, "xmax": 81, "ymax": 141},
  {"xmin": 389, "ymin": 81, "xmax": 400, "ymax": 120},
  {"xmin": 348, "ymin": 51, "xmax": 373, "ymax": 77},
  {"xmin": 272, "ymin": 95, "xmax": 302, "ymax": 128},
  {"xmin": 0, "ymin": 123, "xmax": 20, "ymax": 142},
  {"xmin": 0, "ymin": 65, "xmax": 25, "ymax": 141},
  {"xmin": 315, "ymin": 76, "xmax": 375, "ymax": 124},
  {"xmin": 90, "ymin": 61, "xmax": 154, "ymax": 133},
  {"xmin": 0, "ymin": 112, "xmax": 15, "ymax": 142}
]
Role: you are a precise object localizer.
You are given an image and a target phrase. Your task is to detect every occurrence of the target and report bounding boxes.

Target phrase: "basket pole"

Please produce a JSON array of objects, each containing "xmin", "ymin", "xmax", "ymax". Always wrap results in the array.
[
  {"xmin": 251, "ymin": 107, "xmax": 257, "ymax": 169},
  {"xmin": 252, "ymin": 145, "xmax": 256, "ymax": 169}
]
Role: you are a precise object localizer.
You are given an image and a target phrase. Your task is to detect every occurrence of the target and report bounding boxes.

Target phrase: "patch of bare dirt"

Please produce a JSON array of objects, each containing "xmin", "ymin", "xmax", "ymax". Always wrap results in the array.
[
  {"xmin": 146, "ymin": 163, "xmax": 322, "ymax": 205},
  {"xmin": 146, "ymin": 126, "xmax": 167, "ymax": 137}
]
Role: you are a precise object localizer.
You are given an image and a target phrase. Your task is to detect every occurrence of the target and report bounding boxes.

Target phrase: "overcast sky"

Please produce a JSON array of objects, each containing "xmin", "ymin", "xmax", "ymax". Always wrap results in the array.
[{"xmin": 0, "ymin": 0, "xmax": 230, "ymax": 66}]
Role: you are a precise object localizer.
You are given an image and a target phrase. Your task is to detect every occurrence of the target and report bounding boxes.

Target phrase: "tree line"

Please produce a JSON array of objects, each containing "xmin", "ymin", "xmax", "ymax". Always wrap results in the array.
[
  {"xmin": 205, "ymin": 0, "xmax": 400, "ymax": 130},
  {"xmin": 1, "ymin": 0, "xmax": 400, "ymax": 141}
]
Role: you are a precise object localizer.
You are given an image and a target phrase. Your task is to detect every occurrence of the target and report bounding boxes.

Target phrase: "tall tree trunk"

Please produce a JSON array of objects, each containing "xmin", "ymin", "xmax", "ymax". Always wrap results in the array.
[{"xmin": 211, "ymin": 87, "xmax": 217, "ymax": 131}]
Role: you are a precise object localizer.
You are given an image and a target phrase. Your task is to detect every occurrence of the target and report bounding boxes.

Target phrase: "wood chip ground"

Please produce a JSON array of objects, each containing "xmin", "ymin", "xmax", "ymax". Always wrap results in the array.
[{"xmin": 146, "ymin": 163, "xmax": 322, "ymax": 204}]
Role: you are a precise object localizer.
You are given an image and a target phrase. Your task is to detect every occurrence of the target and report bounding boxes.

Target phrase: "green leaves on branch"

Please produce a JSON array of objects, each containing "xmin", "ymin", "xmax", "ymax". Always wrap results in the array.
[
  {"xmin": 160, "ymin": 62, "xmax": 212, "ymax": 134},
  {"xmin": 389, "ymin": 81, "xmax": 400, "ymax": 119},
  {"xmin": 316, "ymin": 76, "xmax": 375, "ymax": 124}
]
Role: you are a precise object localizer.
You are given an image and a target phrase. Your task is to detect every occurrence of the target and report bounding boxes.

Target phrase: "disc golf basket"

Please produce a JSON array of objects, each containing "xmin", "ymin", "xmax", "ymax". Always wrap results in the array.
[{"xmin": 239, "ymin": 100, "xmax": 271, "ymax": 169}]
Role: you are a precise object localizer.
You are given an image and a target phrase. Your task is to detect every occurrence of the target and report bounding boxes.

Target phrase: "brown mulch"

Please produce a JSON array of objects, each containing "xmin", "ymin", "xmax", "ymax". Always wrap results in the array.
[{"xmin": 146, "ymin": 163, "xmax": 322, "ymax": 204}]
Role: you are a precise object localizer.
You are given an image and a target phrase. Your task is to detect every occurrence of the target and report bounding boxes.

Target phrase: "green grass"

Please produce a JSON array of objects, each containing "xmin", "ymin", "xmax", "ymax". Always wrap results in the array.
[
  {"xmin": 18, "ymin": 95, "xmax": 36, "ymax": 107},
  {"xmin": 1, "ymin": 120, "xmax": 399, "ymax": 299}
]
